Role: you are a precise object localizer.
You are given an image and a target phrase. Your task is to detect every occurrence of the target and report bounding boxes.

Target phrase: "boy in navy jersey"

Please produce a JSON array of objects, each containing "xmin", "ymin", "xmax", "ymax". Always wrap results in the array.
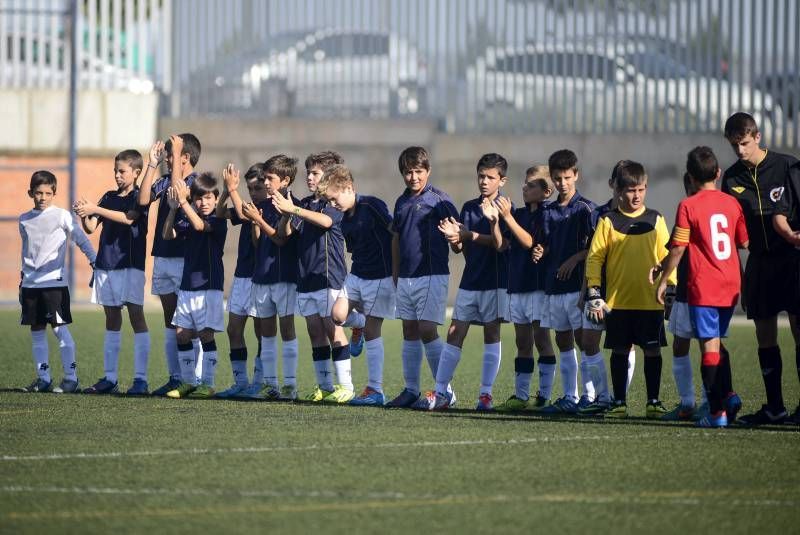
[
  {"xmin": 386, "ymin": 147, "xmax": 459, "ymax": 408},
  {"xmin": 161, "ymin": 137, "xmax": 227, "ymax": 399},
  {"xmin": 241, "ymin": 155, "xmax": 301, "ymax": 401},
  {"xmin": 317, "ymin": 164, "xmax": 396, "ymax": 406},
  {"xmin": 272, "ymin": 151, "xmax": 353, "ymax": 403},
  {"xmin": 415, "ymin": 153, "xmax": 509, "ymax": 411},
  {"xmin": 495, "ymin": 165, "xmax": 557, "ymax": 411},
  {"xmin": 138, "ymin": 134, "xmax": 205, "ymax": 396},
  {"xmin": 73, "ymin": 150, "xmax": 150, "ymax": 395}
]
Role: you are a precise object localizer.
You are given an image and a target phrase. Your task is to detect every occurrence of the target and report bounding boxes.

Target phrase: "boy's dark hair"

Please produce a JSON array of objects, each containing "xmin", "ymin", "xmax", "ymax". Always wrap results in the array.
[
  {"xmin": 189, "ymin": 172, "xmax": 220, "ymax": 200},
  {"xmin": 476, "ymin": 153, "xmax": 508, "ymax": 176},
  {"xmin": 686, "ymin": 146, "xmax": 719, "ymax": 184},
  {"xmin": 724, "ymin": 112, "xmax": 759, "ymax": 143},
  {"xmin": 165, "ymin": 133, "xmax": 202, "ymax": 167},
  {"xmin": 548, "ymin": 149, "xmax": 578, "ymax": 174},
  {"xmin": 305, "ymin": 151, "xmax": 343, "ymax": 172},
  {"xmin": 30, "ymin": 170, "xmax": 57, "ymax": 192},
  {"xmin": 115, "ymin": 149, "xmax": 144, "ymax": 171},
  {"xmin": 398, "ymin": 146, "xmax": 431, "ymax": 175},
  {"xmin": 682, "ymin": 172, "xmax": 693, "ymax": 195},
  {"xmin": 244, "ymin": 163, "xmax": 267, "ymax": 182},
  {"xmin": 612, "ymin": 160, "xmax": 648, "ymax": 190},
  {"xmin": 264, "ymin": 154, "xmax": 299, "ymax": 185}
]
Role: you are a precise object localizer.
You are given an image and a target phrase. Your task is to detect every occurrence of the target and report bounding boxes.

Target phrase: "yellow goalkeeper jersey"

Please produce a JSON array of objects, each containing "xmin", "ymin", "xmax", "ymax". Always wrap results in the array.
[{"xmin": 586, "ymin": 206, "xmax": 675, "ymax": 310}]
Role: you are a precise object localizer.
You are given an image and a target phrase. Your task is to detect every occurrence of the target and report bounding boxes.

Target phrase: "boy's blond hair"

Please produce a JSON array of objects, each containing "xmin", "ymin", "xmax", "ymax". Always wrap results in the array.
[
  {"xmin": 316, "ymin": 164, "xmax": 353, "ymax": 197},
  {"xmin": 525, "ymin": 164, "xmax": 553, "ymax": 192}
]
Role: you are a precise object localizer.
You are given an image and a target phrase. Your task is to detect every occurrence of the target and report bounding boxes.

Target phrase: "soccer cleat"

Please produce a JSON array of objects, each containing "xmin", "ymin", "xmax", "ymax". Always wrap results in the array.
[
  {"xmin": 52, "ymin": 378, "xmax": 80, "ymax": 394},
  {"xmin": 215, "ymin": 383, "xmax": 249, "ymax": 399},
  {"xmin": 696, "ymin": 411, "xmax": 728, "ymax": 428},
  {"xmin": 242, "ymin": 383, "xmax": 264, "ymax": 399},
  {"xmin": 792, "ymin": 404, "xmax": 800, "ymax": 425},
  {"xmin": 187, "ymin": 384, "xmax": 215, "ymax": 399},
  {"xmin": 736, "ymin": 405, "xmax": 788, "ymax": 426},
  {"xmin": 724, "ymin": 393, "xmax": 742, "ymax": 423},
  {"xmin": 349, "ymin": 386, "xmax": 385, "ymax": 406},
  {"xmin": 305, "ymin": 385, "xmax": 334, "ymax": 402},
  {"xmin": 349, "ymin": 327, "xmax": 365, "ymax": 357},
  {"xmin": 528, "ymin": 394, "xmax": 550, "ymax": 411},
  {"xmin": 495, "ymin": 395, "xmax": 530, "ymax": 412},
  {"xmin": 693, "ymin": 402, "xmax": 710, "ymax": 422},
  {"xmin": 254, "ymin": 384, "xmax": 281, "ymax": 401},
  {"xmin": 412, "ymin": 390, "xmax": 454, "ymax": 410},
  {"xmin": 645, "ymin": 400, "xmax": 668, "ymax": 419},
  {"xmin": 279, "ymin": 385, "xmax": 298, "ymax": 401},
  {"xmin": 151, "ymin": 377, "xmax": 182, "ymax": 397},
  {"xmin": 577, "ymin": 395, "xmax": 594, "ymax": 410},
  {"xmin": 385, "ymin": 388, "xmax": 421, "ymax": 408},
  {"xmin": 661, "ymin": 403, "xmax": 697, "ymax": 421},
  {"xmin": 83, "ymin": 378, "xmax": 119, "ymax": 395},
  {"xmin": 322, "ymin": 385, "xmax": 355, "ymax": 404},
  {"xmin": 605, "ymin": 401, "xmax": 628, "ymax": 419},
  {"xmin": 475, "ymin": 393, "xmax": 493, "ymax": 411},
  {"xmin": 577, "ymin": 399, "xmax": 611, "ymax": 416},
  {"xmin": 125, "ymin": 379, "xmax": 149, "ymax": 396},
  {"xmin": 538, "ymin": 396, "xmax": 579, "ymax": 415},
  {"xmin": 20, "ymin": 378, "xmax": 52, "ymax": 393},
  {"xmin": 166, "ymin": 382, "xmax": 196, "ymax": 399}
]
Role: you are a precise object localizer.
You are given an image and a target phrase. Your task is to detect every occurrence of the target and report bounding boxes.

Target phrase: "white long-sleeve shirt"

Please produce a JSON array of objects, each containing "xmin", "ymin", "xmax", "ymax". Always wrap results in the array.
[{"xmin": 19, "ymin": 206, "xmax": 97, "ymax": 288}]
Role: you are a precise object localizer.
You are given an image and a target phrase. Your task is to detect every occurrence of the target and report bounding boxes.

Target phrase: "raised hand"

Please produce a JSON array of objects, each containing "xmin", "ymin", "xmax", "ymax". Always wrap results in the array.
[
  {"xmin": 271, "ymin": 188, "xmax": 295, "ymax": 214},
  {"xmin": 438, "ymin": 217, "xmax": 463, "ymax": 243},
  {"xmin": 531, "ymin": 243, "xmax": 544, "ymax": 263},
  {"xmin": 148, "ymin": 140, "xmax": 165, "ymax": 166},
  {"xmin": 481, "ymin": 198, "xmax": 499, "ymax": 222},
  {"xmin": 223, "ymin": 163, "xmax": 240, "ymax": 191},
  {"xmin": 73, "ymin": 198, "xmax": 96, "ymax": 217},
  {"xmin": 495, "ymin": 196, "xmax": 512, "ymax": 218},
  {"xmin": 242, "ymin": 202, "xmax": 262, "ymax": 221},
  {"xmin": 172, "ymin": 180, "xmax": 190, "ymax": 205},
  {"xmin": 166, "ymin": 186, "xmax": 181, "ymax": 209},
  {"xmin": 169, "ymin": 134, "xmax": 184, "ymax": 158}
]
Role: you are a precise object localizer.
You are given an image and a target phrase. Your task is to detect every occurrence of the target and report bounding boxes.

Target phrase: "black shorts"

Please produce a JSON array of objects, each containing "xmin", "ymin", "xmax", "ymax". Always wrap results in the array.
[
  {"xmin": 604, "ymin": 309, "xmax": 667, "ymax": 351},
  {"xmin": 20, "ymin": 286, "xmax": 72, "ymax": 326},
  {"xmin": 743, "ymin": 252, "xmax": 800, "ymax": 320}
]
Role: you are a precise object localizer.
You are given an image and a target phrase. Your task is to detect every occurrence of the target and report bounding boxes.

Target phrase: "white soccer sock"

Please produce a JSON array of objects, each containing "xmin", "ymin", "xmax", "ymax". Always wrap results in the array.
[
  {"xmin": 401, "ymin": 339, "xmax": 424, "ymax": 395},
  {"xmin": 133, "ymin": 331, "xmax": 150, "ymax": 381},
  {"xmin": 586, "ymin": 352, "xmax": 610, "ymax": 402},
  {"xmin": 52, "ymin": 326, "xmax": 76, "ymax": 380},
  {"xmin": 580, "ymin": 352, "xmax": 596, "ymax": 401},
  {"xmin": 515, "ymin": 372, "xmax": 533, "ymax": 401},
  {"xmin": 424, "ymin": 338, "xmax": 444, "ymax": 380},
  {"xmin": 259, "ymin": 336, "xmax": 279, "ymax": 387},
  {"xmin": 177, "ymin": 343, "xmax": 196, "ymax": 383},
  {"xmin": 343, "ymin": 310, "xmax": 366, "ymax": 329},
  {"xmin": 31, "ymin": 330, "xmax": 51, "ymax": 382},
  {"xmin": 163, "ymin": 328, "xmax": 180, "ymax": 380},
  {"xmin": 537, "ymin": 359, "xmax": 556, "ymax": 399},
  {"xmin": 103, "ymin": 330, "xmax": 121, "ymax": 383},
  {"xmin": 559, "ymin": 348, "xmax": 579, "ymax": 401},
  {"xmin": 365, "ymin": 337, "xmax": 384, "ymax": 392},
  {"xmin": 480, "ymin": 342, "xmax": 502, "ymax": 396},
  {"xmin": 200, "ymin": 341, "xmax": 218, "ymax": 387},
  {"xmin": 192, "ymin": 338, "xmax": 203, "ymax": 384},
  {"xmin": 626, "ymin": 349, "xmax": 636, "ymax": 392},
  {"xmin": 313, "ymin": 358, "xmax": 334, "ymax": 391},
  {"xmin": 282, "ymin": 338, "xmax": 299, "ymax": 387},
  {"xmin": 231, "ymin": 360, "xmax": 248, "ymax": 385},
  {"xmin": 672, "ymin": 354, "xmax": 695, "ymax": 406},
  {"xmin": 333, "ymin": 346, "xmax": 353, "ymax": 390},
  {"xmin": 435, "ymin": 343, "xmax": 462, "ymax": 394}
]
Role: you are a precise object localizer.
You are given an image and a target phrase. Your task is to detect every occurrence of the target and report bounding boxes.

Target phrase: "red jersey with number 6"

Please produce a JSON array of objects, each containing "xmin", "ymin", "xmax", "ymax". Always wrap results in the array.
[{"xmin": 671, "ymin": 189, "xmax": 749, "ymax": 306}]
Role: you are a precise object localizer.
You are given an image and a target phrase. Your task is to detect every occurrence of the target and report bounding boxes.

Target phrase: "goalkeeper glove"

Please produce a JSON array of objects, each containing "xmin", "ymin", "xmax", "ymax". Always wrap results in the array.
[{"xmin": 584, "ymin": 286, "xmax": 610, "ymax": 324}]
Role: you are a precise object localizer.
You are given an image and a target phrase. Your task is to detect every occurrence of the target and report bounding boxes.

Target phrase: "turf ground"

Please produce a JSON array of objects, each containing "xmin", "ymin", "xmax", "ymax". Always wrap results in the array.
[{"xmin": 0, "ymin": 309, "xmax": 798, "ymax": 534}]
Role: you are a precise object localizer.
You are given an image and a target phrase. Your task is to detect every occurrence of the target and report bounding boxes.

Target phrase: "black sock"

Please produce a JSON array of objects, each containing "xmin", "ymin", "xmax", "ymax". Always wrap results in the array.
[
  {"xmin": 515, "ymin": 357, "xmax": 535, "ymax": 374},
  {"xmin": 719, "ymin": 344, "xmax": 733, "ymax": 396},
  {"xmin": 312, "ymin": 345, "xmax": 331, "ymax": 361},
  {"xmin": 610, "ymin": 352, "xmax": 628, "ymax": 403},
  {"xmin": 644, "ymin": 354, "xmax": 662, "ymax": 401},
  {"xmin": 758, "ymin": 346, "xmax": 784, "ymax": 411},
  {"xmin": 538, "ymin": 355, "xmax": 556, "ymax": 365}
]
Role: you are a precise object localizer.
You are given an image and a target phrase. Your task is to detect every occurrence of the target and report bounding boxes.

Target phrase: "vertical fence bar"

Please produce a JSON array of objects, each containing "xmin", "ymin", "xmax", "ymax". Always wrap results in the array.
[
  {"xmin": 24, "ymin": 0, "xmax": 34, "ymax": 86},
  {"xmin": 100, "ymin": 0, "xmax": 110, "ymax": 89},
  {"xmin": 86, "ymin": 0, "xmax": 96, "ymax": 88},
  {"xmin": 137, "ymin": 0, "xmax": 146, "ymax": 82},
  {"xmin": 706, "ymin": 0, "xmax": 714, "ymax": 132},
  {"xmin": 769, "ymin": 0, "xmax": 778, "ymax": 144},
  {"xmin": 112, "ymin": 0, "xmax": 121, "ymax": 89},
  {"xmin": 794, "ymin": 0, "xmax": 799, "ymax": 148},
  {"xmin": 781, "ymin": 0, "xmax": 789, "ymax": 146}
]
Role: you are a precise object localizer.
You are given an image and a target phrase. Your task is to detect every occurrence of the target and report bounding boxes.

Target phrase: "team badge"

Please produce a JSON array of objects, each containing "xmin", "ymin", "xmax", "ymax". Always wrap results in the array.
[
  {"xmin": 731, "ymin": 186, "xmax": 745, "ymax": 194},
  {"xmin": 769, "ymin": 187, "xmax": 784, "ymax": 202}
]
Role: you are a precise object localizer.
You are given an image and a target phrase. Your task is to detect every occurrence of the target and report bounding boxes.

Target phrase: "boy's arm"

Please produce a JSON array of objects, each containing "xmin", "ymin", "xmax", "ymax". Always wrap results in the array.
[
  {"xmin": 482, "ymin": 198, "xmax": 507, "ymax": 251},
  {"xmin": 219, "ymin": 164, "xmax": 244, "ymax": 220},
  {"xmin": 275, "ymin": 214, "xmax": 293, "ymax": 239},
  {"xmin": 498, "ymin": 198, "xmax": 534, "ymax": 249},
  {"xmin": 169, "ymin": 134, "xmax": 184, "ymax": 186},
  {"xmin": 391, "ymin": 231, "xmax": 400, "ymax": 285},
  {"xmin": 655, "ymin": 216, "xmax": 678, "ymax": 286},
  {"xmin": 74, "ymin": 198, "xmax": 139, "ymax": 227},
  {"xmin": 655, "ymin": 245, "xmax": 686, "ymax": 304},
  {"xmin": 64, "ymin": 212, "xmax": 97, "ymax": 264},
  {"xmin": 139, "ymin": 140, "xmax": 165, "ymax": 206},
  {"xmin": 243, "ymin": 202, "xmax": 286, "ymax": 245},
  {"xmin": 585, "ymin": 218, "xmax": 608, "ymax": 290},
  {"xmin": 273, "ymin": 191, "xmax": 333, "ymax": 229}
]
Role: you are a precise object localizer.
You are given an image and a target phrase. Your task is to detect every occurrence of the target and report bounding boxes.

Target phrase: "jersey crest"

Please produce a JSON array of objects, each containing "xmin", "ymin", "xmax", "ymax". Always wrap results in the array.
[
  {"xmin": 769, "ymin": 186, "xmax": 784, "ymax": 203},
  {"xmin": 730, "ymin": 186, "xmax": 745, "ymax": 194}
]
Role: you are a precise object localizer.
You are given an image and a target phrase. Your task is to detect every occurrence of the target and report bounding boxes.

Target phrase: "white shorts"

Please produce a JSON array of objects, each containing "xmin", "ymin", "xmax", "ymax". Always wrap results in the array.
[
  {"xmin": 546, "ymin": 291, "xmax": 583, "ymax": 332},
  {"xmin": 396, "ymin": 275, "xmax": 449, "ymax": 324},
  {"xmin": 151, "ymin": 257, "xmax": 184, "ymax": 296},
  {"xmin": 225, "ymin": 276, "xmax": 256, "ymax": 317},
  {"xmin": 297, "ymin": 287, "xmax": 348, "ymax": 318},
  {"xmin": 345, "ymin": 274, "xmax": 396, "ymax": 319},
  {"xmin": 508, "ymin": 291, "xmax": 549, "ymax": 326},
  {"xmin": 253, "ymin": 282, "xmax": 297, "ymax": 318},
  {"xmin": 668, "ymin": 301, "xmax": 693, "ymax": 339},
  {"xmin": 91, "ymin": 268, "xmax": 145, "ymax": 307},
  {"xmin": 453, "ymin": 288, "xmax": 508, "ymax": 324},
  {"xmin": 172, "ymin": 289, "xmax": 225, "ymax": 332}
]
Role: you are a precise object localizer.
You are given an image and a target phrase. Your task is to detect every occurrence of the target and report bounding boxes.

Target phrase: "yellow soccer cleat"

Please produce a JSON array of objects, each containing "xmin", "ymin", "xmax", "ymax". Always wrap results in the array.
[
  {"xmin": 322, "ymin": 385, "xmax": 355, "ymax": 404},
  {"xmin": 305, "ymin": 385, "xmax": 334, "ymax": 402},
  {"xmin": 166, "ymin": 382, "xmax": 196, "ymax": 399}
]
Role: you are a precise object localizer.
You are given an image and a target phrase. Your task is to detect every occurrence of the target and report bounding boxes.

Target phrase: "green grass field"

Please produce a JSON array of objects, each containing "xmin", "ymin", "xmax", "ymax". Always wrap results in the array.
[{"xmin": 1, "ymin": 309, "xmax": 798, "ymax": 534}]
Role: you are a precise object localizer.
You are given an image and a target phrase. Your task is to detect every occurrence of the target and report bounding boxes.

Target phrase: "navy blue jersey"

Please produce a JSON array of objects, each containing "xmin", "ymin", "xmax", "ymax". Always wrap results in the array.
[
  {"xmin": 458, "ymin": 197, "xmax": 509, "ymax": 291},
  {"xmin": 177, "ymin": 215, "xmax": 227, "ymax": 291},
  {"xmin": 150, "ymin": 172, "xmax": 196, "ymax": 258},
  {"xmin": 229, "ymin": 210, "xmax": 255, "ymax": 279},
  {"xmin": 293, "ymin": 196, "xmax": 346, "ymax": 292},
  {"xmin": 252, "ymin": 198, "xmax": 298, "ymax": 285},
  {"xmin": 540, "ymin": 191, "xmax": 597, "ymax": 295},
  {"xmin": 94, "ymin": 189, "xmax": 148, "ymax": 271},
  {"xmin": 340, "ymin": 194, "xmax": 393, "ymax": 280},
  {"xmin": 507, "ymin": 204, "xmax": 549, "ymax": 294},
  {"xmin": 392, "ymin": 184, "xmax": 459, "ymax": 278}
]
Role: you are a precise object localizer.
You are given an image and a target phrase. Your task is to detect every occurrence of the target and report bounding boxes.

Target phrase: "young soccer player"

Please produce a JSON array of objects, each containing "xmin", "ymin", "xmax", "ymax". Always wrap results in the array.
[
  {"xmin": 536, "ymin": 150, "xmax": 597, "ymax": 414},
  {"xmin": 73, "ymin": 150, "xmax": 150, "ymax": 395},
  {"xmin": 494, "ymin": 165, "xmax": 557, "ymax": 411},
  {"xmin": 18, "ymin": 171, "xmax": 96, "ymax": 393},
  {"xmin": 413, "ymin": 153, "xmax": 509, "ymax": 411},
  {"xmin": 137, "ymin": 134, "xmax": 205, "ymax": 396},
  {"xmin": 161, "ymin": 138, "xmax": 227, "ymax": 399},
  {"xmin": 722, "ymin": 112, "xmax": 800, "ymax": 425},
  {"xmin": 656, "ymin": 147, "xmax": 749, "ymax": 427},
  {"xmin": 584, "ymin": 160, "xmax": 673, "ymax": 419},
  {"xmin": 272, "ymin": 151, "xmax": 353, "ymax": 403},
  {"xmin": 385, "ymin": 146, "xmax": 460, "ymax": 408},
  {"xmin": 241, "ymin": 155, "xmax": 301, "ymax": 401},
  {"xmin": 316, "ymin": 165, "xmax": 396, "ymax": 405}
]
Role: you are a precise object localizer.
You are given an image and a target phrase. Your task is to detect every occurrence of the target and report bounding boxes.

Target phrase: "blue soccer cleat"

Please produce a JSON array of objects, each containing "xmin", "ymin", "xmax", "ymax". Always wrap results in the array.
[
  {"xmin": 349, "ymin": 327, "xmax": 365, "ymax": 357},
  {"xmin": 538, "ymin": 396, "xmax": 579, "ymax": 415},
  {"xmin": 125, "ymin": 378, "xmax": 149, "ymax": 396},
  {"xmin": 349, "ymin": 386, "xmax": 385, "ymax": 406},
  {"xmin": 385, "ymin": 388, "xmax": 420, "ymax": 408},
  {"xmin": 83, "ymin": 378, "xmax": 118, "ymax": 395},
  {"xmin": 20, "ymin": 378, "xmax": 52, "ymax": 393},
  {"xmin": 215, "ymin": 383, "xmax": 249, "ymax": 399},
  {"xmin": 475, "ymin": 393, "xmax": 493, "ymax": 411},
  {"xmin": 696, "ymin": 411, "xmax": 728, "ymax": 428},
  {"xmin": 725, "ymin": 392, "xmax": 742, "ymax": 423},
  {"xmin": 151, "ymin": 377, "xmax": 182, "ymax": 397},
  {"xmin": 577, "ymin": 394, "xmax": 594, "ymax": 410}
]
